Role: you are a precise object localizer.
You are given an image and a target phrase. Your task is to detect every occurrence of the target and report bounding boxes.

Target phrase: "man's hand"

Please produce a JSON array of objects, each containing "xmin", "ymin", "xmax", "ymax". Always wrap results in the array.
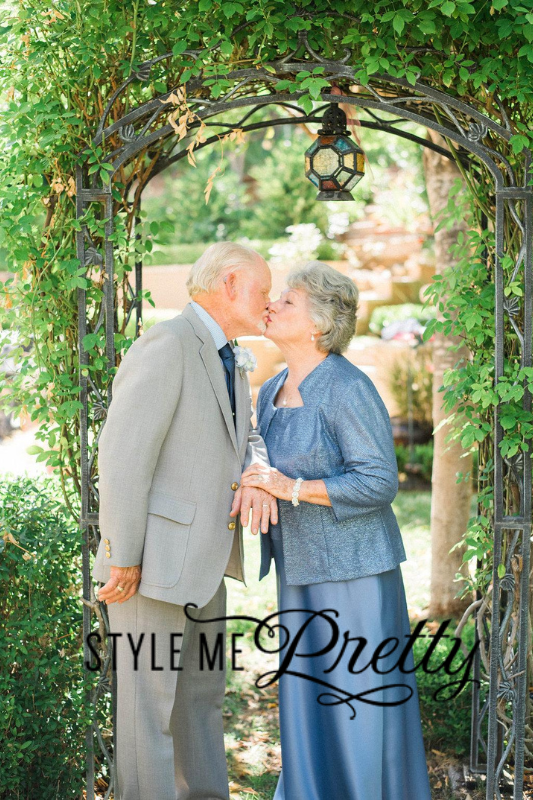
[
  {"xmin": 97, "ymin": 565, "xmax": 142, "ymax": 605},
  {"xmin": 230, "ymin": 485, "xmax": 278, "ymax": 535}
]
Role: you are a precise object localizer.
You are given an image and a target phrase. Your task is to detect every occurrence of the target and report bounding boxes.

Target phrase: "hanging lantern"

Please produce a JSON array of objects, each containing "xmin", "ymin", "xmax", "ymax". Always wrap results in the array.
[{"xmin": 305, "ymin": 104, "xmax": 365, "ymax": 201}]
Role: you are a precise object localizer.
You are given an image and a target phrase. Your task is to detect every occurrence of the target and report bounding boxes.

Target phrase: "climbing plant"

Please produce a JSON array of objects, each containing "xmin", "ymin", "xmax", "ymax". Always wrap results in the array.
[
  {"xmin": 1, "ymin": 0, "xmax": 532, "ymax": 517},
  {"xmin": 1, "ymin": 1, "xmax": 533, "ymax": 793}
]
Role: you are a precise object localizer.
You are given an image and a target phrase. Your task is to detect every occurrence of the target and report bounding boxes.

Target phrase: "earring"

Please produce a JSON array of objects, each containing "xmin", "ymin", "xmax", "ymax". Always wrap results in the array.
[{"xmin": 311, "ymin": 333, "xmax": 315, "ymax": 342}]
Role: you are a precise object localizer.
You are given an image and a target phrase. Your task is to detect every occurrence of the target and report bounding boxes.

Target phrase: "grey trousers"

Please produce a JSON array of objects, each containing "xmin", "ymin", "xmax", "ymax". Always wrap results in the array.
[{"xmin": 107, "ymin": 580, "xmax": 229, "ymax": 800}]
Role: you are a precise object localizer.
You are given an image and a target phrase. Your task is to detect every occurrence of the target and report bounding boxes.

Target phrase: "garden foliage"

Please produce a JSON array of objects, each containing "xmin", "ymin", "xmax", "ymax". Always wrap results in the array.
[
  {"xmin": 0, "ymin": 0, "xmax": 532, "ymax": 595},
  {"xmin": 0, "ymin": 475, "xmax": 89, "ymax": 799}
]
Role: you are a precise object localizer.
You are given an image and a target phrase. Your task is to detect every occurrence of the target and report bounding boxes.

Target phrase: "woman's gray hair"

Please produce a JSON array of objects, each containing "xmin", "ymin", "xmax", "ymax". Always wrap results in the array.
[
  {"xmin": 287, "ymin": 261, "xmax": 359, "ymax": 354},
  {"xmin": 186, "ymin": 241, "xmax": 263, "ymax": 296}
]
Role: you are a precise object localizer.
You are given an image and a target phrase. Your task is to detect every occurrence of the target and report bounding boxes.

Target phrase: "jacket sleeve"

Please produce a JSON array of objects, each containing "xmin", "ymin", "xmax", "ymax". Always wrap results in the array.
[
  {"xmin": 243, "ymin": 380, "xmax": 270, "ymax": 470},
  {"xmin": 97, "ymin": 323, "xmax": 183, "ymax": 567},
  {"xmin": 322, "ymin": 377, "xmax": 399, "ymax": 523}
]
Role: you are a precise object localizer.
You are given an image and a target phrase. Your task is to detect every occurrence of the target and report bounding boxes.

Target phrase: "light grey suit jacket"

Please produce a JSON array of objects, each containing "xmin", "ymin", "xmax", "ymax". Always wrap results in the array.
[{"xmin": 92, "ymin": 303, "xmax": 269, "ymax": 608}]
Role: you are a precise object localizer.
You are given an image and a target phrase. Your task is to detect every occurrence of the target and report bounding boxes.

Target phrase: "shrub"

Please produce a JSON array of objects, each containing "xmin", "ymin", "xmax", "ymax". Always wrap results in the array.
[
  {"xmin": 0, "ymin": 475, "xmax": 90, "ymax": 800},
  {"xmin": 414, "ymin": 617, "xmax": 478, "ymax": 757},
  {"xmin": 395, "ymin": 432, "xmax": 478, "ymax": 485},
  {"xmin": 395, "ymin": 442, "xmax": 434, "ymax": 483},
  {"xmin": 316, "ymin": 238, "xmax": 346, "ymax": 261},
  {"xmin": 389, "ymin": 347, "xmax": 434, "ymax": 427}
]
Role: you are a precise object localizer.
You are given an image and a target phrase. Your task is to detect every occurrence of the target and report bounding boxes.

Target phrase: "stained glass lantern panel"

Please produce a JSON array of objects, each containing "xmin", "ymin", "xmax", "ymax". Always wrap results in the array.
[
  {"xmin": 335, "ymin": 137, "xmax": 352, "ymax": 153},
  {"xmin": 312, "ymin": 147, "xmax": 340, "ymax": 178},
  {"xmin": 345, "ymin": 173, "xmax": 364, "ymax": 190},
  {"xmin": 338, "ymin": 168, "xmax": 355, "ymax": 186},
  {"xmin": 343, "ymin": 152, "xmax": 355, "ymax": 170}
]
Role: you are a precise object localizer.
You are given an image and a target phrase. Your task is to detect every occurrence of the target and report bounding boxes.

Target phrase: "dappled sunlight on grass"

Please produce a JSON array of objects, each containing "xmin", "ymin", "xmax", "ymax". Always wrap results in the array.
[
  {"xmin": 225, "ymin": 532, "xmax": 281, "ymax": 797},
  {"xmin": 392, "ymin": 491, "xmax": 433, "ymax": 615}
]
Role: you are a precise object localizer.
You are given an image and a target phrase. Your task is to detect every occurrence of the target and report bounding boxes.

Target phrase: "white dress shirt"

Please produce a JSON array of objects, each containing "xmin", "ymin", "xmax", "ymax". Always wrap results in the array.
[{"xmin": 190, "ymin": 300, "xmax": 230, "ymax": 351}]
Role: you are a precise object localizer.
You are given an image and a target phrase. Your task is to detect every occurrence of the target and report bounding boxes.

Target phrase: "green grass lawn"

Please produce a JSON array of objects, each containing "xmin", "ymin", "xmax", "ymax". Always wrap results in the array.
[{"xmin": 224, "ymin": 488, "xmax": 486, "ymax": 800}]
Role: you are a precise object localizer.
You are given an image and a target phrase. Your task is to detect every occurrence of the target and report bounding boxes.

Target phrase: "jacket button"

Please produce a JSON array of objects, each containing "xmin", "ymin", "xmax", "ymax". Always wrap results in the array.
[
  {"xmin": 231, "ymin": 482, "xmax": 239, "ymax": 491},
  {"xmin": 105, "ymin": 545, "xmax": 111, "ymax": 551},
  {"xmin": 104, "ymin": 538, "xmax": 110, "ymax": 544},
  {"xmin": 105, "ymin": 553, "xmax": 111, "ymax": 558},
  {"xmin": 228, "ymin": 521, "xmax": 236, "ymax": 530}
]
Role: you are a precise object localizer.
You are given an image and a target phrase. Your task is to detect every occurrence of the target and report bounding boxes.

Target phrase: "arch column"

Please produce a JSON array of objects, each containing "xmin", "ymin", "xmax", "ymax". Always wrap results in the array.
[{"xmin": 76, "ymin": 56, "xmax": 533, "ymax": 798}]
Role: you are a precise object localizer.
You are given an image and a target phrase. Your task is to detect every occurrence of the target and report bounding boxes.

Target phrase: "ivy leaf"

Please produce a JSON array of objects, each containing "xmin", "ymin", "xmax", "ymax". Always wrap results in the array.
[
  {"xmin": 172, "ymin": 41, "xmax": 188, "ymax": 56},
  {"xmin": 26, "ymin": 445, "xmax": 44, "ymax": 455},
  {"xmin": 419, "ymin": 18, "xmax": 437, "ymax": 34},
  {"xmin": 221, "ymin": 2, "xmax": 243, "ymax": 17},
  {"xmin": 299, "ymin": 93, "xmax": 314, "ymax": 115},
  {"xmin": 496, "ymin": 18, "xmax": 514, "ymax": 37},
  {"xmin": 274, "ymin": 80, "xmax": 295, "ymax": 91},
  {"xmin": 220, "ymin": 40, "xmax": 234, "ymax": 56},
  {"xmin": 509, "ymin": 134, "xmax": 530, "ymax": 154},
  {"xmin": 393, "ymin": 14, "xmax": 405, "ymax": 34},
  {"xmin": 441, "ymin": 1, "xmax": 456, "ymax": 15}
]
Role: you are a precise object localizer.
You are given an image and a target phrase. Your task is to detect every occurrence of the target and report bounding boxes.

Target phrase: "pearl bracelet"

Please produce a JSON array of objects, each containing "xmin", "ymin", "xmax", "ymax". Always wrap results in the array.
[{"xmin": 291, "ymin": 477, "xmax": 304, "ymax": 506}]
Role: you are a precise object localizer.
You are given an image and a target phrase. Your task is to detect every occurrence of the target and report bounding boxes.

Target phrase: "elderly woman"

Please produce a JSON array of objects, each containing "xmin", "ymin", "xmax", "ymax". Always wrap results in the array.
[{"xmin": 240, "ymin": 262, "xmax": 432, "ymax": 799}]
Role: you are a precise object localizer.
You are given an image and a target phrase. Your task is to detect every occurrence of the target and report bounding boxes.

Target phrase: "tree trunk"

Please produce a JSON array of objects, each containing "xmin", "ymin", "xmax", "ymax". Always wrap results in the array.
[{"xmin": 422, "ymin": 131, "xmax": 473, "ymax": 619}]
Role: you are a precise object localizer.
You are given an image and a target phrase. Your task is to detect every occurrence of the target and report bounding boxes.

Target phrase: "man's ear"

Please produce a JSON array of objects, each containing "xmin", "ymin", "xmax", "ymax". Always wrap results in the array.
[{"xmin": 224, "ymin": 270, "xmax": 238, "ymax": 299}]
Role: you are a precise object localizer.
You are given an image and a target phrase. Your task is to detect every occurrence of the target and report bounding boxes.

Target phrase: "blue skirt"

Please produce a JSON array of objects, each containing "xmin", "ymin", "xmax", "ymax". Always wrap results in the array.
[{"xmin": 270, "ymin": 533, "xmax": 432, "ymax": 800}]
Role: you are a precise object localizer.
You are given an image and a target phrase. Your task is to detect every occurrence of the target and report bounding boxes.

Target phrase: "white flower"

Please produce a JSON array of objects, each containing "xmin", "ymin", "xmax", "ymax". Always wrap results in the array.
[
  {"xmin": 268, "ymin": 223, "xmax": 323, "ymax": 266},
  {"xmin": 233, "ymin": 345, "xmax": 257, "ymax": 375}
]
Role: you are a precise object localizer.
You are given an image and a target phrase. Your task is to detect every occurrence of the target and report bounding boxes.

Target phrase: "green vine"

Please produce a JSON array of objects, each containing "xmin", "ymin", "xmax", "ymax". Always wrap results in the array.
[
  {"xmin": 421, "ymin": 177, "xmax": 532, "ymax": 595},
  {"xmin": 0, "ymin": 0, "xmax": 532, "ymax": 536}
]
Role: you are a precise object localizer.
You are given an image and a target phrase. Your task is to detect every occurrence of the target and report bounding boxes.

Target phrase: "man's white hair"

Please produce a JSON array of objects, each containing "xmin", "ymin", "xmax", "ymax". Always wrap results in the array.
[{"xmin": 186, "ymin": 241, "xmax": 264, "ymax": 297}]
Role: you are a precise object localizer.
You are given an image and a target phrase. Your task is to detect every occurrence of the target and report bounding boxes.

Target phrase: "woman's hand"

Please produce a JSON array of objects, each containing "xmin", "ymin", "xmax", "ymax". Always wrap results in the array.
[{"xmin": 240, "ymin": 463, "xmax": 295, "ymax": 501}]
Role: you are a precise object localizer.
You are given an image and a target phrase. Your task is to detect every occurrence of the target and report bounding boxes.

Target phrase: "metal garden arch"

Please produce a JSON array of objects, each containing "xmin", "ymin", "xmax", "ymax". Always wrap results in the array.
[{"xmin": 76, "ymin": 30, "xmax": 532, "ymax": 800}]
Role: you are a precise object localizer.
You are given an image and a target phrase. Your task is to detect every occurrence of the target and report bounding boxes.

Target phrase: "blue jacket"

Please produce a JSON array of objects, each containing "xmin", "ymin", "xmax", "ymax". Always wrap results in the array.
[{"xmin": 258, "ymin": 353, "xmax": 407, "ymax": 585}]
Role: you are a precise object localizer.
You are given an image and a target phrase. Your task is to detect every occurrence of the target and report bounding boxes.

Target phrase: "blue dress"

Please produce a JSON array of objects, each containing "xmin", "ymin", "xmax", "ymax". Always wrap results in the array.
[{"xmin": 264, "ymin": 404, "xmax": 432, "ymax": 800}]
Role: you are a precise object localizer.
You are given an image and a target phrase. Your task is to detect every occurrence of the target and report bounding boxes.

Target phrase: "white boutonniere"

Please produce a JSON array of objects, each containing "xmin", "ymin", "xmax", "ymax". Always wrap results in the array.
[{"xmin": 233, "ymin": 341, "xmax": 257, "ymax": 377}]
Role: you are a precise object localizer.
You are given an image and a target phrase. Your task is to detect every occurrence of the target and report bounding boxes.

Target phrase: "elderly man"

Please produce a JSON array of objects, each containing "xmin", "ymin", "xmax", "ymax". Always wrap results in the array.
[{"xmin": 92, "ymin": 242, "xmax": 276, "ymax": 800}]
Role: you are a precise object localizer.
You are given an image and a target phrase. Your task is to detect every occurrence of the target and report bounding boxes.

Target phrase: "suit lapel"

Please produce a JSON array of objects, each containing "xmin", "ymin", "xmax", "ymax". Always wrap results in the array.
[
  {"xmin": 235, "ymin": 366, "xmax": 249, "ymax": 453},
  {"xmin": 182, "ymin": 304, "xmax": 239, "ymax": 456}
]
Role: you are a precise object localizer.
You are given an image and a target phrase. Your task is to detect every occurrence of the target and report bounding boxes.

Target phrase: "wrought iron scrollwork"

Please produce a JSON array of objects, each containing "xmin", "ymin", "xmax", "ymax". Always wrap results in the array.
[{"xmin": 76, "ymin": 28, "xmax": 533, "ymax": 800}]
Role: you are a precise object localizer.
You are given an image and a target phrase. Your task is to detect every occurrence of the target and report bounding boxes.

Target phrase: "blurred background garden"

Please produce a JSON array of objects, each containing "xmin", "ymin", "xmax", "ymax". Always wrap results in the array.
[{"xmin": 1, "ymin": 109, "xmax": 443, "ymax": 485}]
